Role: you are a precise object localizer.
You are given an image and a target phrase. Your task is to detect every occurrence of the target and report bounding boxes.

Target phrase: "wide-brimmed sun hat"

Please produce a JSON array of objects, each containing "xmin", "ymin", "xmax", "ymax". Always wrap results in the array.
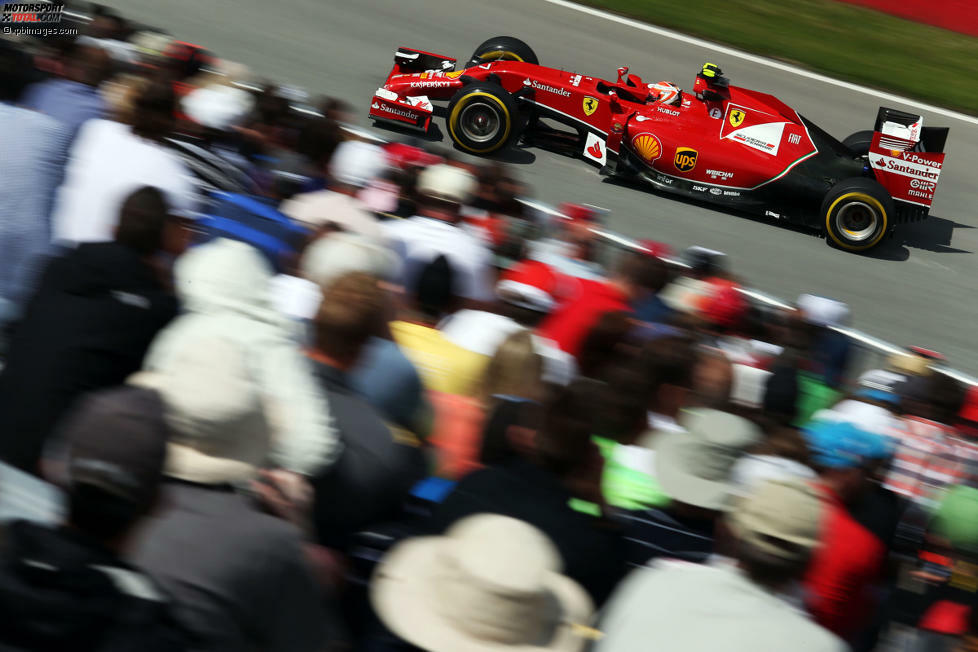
[
  {"xmin": 371, "ymin": 514, "xmax": 595, "ymax": 652},
  {"xmin": 643, "ymin": 408, "xmax": 762, "ymax": 510}
]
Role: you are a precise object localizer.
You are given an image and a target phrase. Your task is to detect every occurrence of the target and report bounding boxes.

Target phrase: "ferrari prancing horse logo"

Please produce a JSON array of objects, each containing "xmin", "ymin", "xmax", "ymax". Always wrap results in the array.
[
  {"xmin": 728, "ymin": 109, "xmax": 746, "ymax": 128},
  {"xmin": 582, "ymin": 96, "xmax": 598, "ymax": 117}
]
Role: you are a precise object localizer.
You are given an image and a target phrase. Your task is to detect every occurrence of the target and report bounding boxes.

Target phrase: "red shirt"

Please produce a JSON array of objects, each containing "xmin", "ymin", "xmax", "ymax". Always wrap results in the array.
[
  {"xmin": 804, "ymin": 484, "xmax": 886, "ymax": 639},
  {"xmin": 538, "ymin": 279, "xmax": 630, "ymax": 357}
]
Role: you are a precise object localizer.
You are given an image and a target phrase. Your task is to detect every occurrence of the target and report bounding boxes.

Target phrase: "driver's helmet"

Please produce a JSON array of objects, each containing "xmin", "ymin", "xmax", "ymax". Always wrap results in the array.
[{"xmin": 647, "ymin": 81, "xmax": 682, "ymax": 106}]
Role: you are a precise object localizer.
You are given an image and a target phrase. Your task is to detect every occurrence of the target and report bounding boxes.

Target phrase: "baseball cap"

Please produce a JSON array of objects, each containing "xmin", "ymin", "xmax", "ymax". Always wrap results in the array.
[
  {"xmin": 856, "ymin": 368, "xmax": 906, "ymax": 406},
  {"xmin": 682, "ymin": 246, "xmax": 725, "ymax": 276},
  {"xmin": 330, "ymin": 141, "xmax": 388, "ymax": 188},
  {"xmin": 802, "ymin": 419, "xmax": 892, "ymax": 469},
  {"xmin": 416, "ymin": 164, "xmax": 476, "ymax": 204},
  {"xmin": 698, "ymin": 278, "xmax": 747, "ymax": 328},
  {"xmin": 888, "ymin": 352, "xmax": 932, "ymax": 376},
  {"xmin": 961, "ymin": 386, "xmax": 978, "ymax": 423},
  {"xmin": 495, "ymin": 260, "xmax": 559, "ymax": 313},
  {"xmin": 728, "ymin": 478, "xmax": 823, "ymax": 562},
  {"xmin": 300, "ymin": 231, "xmax": 396, "ymax": 289},
  {"xmin": 559, "ymin": 203, "xmax": 598, "ymax": 223},
  {"xmin": 812, "ymin": 401, "xmax": 901, "ymax": 440},
  {"xmin": 57, "ymin": 386, "xmax": 169, "ymax": 509},
  {"xmin": 639, "ymin": 239, "xmax": 672, "ymax": 259},
  {"xmin": 796, "ymin": 294, "xmax": 850, "ymax": 328},
  {"xmin": 182, "ymin": 84, "xmax": 255, "ymax": 130}
]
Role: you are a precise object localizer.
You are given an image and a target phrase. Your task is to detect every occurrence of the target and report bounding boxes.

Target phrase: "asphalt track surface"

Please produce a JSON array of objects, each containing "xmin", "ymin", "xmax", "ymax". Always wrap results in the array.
[{"xmin": 115, "ymin": 0, "xmax": 978, "ymax": 375}]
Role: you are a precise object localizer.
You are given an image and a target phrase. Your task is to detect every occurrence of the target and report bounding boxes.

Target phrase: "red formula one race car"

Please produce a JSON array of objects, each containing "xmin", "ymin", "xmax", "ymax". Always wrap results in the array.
[{"xmin": 368, "ymin": 36, "xmax": 949, "ymax": 252}]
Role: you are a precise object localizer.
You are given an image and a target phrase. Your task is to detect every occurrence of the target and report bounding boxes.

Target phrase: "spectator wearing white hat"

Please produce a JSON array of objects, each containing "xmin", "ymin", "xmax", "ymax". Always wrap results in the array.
[
  {"xmin": 621, "ymin": 409, "xmax": 762, "ymax": 568},
  {"xmin": 797, "ymin": 293, "xmax": 852, "ymax": 389},
  {"xmin": 128, "ymin": 335, "xmax": 336, "ymax": 652},
  {"xmin": 168, "ymin": 79, "xmax": 260, "ymax": 196},
  {"xmin": 370, "ymin": 514, "xmax": 595, "ymax": 652},
  {"xmin": 439, "ymin": 259, "xmax": 577, "ymax": 386},
  {"xmin": 139, "ymin": 238, "xmax": 340, "ymax": 477},
  {"xmin": 280, "ymin": 140, "xmax": 387, "ymax": 239},
  {"xmin": 383, "ymin": 163, "xmax": 496, "ymax": 302},
  {"xmin": 597, "ymin": 479, "xmax": 846, "ymax": 652},
  {"xmin": 292, "ymin": 232, "xmax": 432, "ymax": 436}
]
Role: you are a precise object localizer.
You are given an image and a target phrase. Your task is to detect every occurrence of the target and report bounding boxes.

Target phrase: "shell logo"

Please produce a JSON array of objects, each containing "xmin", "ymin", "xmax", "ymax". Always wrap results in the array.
[{"xmin": 631, "ymin": 133, "xmax": 662, "ymax": 163}]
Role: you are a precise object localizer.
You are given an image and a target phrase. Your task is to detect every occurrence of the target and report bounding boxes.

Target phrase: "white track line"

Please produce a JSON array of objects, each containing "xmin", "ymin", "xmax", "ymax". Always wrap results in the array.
[{"xmin": 541, "ymin": 0, "xmax": 978, "ymax": 126}]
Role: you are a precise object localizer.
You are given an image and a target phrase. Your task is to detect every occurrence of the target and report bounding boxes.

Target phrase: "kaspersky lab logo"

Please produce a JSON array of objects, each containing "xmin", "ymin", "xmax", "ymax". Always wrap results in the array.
[{"xmin": 1, "ymin": 3, "xmax": 64, "ymax": 23}]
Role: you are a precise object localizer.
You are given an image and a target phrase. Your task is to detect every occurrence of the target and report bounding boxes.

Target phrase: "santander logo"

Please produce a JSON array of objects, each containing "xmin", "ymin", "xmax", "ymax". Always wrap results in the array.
[{"xmin": 587, "ymin": 140, "xmax": 602, "ymax": 159}]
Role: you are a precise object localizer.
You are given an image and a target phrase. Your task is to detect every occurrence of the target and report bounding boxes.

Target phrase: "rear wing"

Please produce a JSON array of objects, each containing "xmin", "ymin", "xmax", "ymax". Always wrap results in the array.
[{"xmin": 868, "ymin": 107, "xmax": 948, "ymax": 211}]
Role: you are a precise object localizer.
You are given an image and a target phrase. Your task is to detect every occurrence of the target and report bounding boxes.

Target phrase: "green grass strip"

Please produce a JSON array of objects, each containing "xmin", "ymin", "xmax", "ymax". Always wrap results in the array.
[{"xmin": 581, "ymin": 0, "xmax": 978, "ymax": 116}]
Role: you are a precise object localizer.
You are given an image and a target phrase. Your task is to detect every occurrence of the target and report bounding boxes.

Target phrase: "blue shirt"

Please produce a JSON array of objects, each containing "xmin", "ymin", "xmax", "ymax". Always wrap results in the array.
[
  {"xmin": 350, "ymin": 337, "xmax": 427, "ymax": 431},
  {"xmin": 22, "ymin": 79, "xmax": 106, "ymax": 140},
  {"xmin": 0, "ymin": 104, "xmax": 70, "ymax": 310}
]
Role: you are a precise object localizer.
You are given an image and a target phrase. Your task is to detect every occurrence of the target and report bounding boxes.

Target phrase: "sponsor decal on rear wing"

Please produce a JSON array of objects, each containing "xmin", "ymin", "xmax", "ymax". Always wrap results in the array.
[{"xmin": 869, "ymin": 132, "xmax": 945, "ymax": 207}]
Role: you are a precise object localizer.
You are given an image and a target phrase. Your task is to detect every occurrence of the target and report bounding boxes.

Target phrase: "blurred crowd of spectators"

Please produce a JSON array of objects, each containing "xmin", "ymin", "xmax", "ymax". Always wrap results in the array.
[{"xmin": 3, "ymin": 11, "xmax": 978, "ymax": 652}]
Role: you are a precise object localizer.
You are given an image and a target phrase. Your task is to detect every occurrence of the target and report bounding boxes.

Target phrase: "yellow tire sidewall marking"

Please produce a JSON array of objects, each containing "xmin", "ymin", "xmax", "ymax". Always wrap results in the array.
[
  {"xmin": 448, "ymin": 91, "xmax": 511, "ymax": 154},
  {"xmin": 478, "ymin": 50, "xmax": 524, "ymax": 62},
  {"xmin": 825, "ymin": 191, "xmax": 888, "ymax": 250}
]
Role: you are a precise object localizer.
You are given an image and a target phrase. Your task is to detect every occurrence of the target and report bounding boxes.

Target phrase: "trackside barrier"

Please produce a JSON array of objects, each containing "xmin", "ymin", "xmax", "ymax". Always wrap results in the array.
[{"xmin": 519, "ymin": 199, "xmax": 978, "ymax": 388}]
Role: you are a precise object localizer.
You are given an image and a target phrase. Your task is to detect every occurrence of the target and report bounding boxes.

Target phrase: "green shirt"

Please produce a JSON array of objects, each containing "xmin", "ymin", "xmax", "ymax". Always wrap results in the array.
[{"xmin": 593, "ymin": 436, "xmax": 672, "ymax": 510}]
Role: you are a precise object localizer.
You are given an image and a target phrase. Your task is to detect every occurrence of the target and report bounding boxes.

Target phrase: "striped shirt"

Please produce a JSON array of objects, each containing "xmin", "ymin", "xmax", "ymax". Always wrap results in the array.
[
  {"xmin": 617, "ymin": 507, "xmax": 716, "ymax": 568},
  {"xmin": 884, "ymin": 416, "xmax": 978, "ymax": 508}
]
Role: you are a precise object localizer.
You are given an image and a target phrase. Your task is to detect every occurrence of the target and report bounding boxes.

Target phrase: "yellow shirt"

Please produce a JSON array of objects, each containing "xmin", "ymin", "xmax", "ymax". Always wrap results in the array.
[{"xmin": 391, "ymin": 321, "xmax": 490, "ymax": 397}]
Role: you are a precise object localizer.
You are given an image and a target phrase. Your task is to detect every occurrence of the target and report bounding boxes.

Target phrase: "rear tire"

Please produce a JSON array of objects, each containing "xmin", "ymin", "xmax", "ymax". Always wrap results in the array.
[
  {"xmin": 466, "ymin": 36, "xmax": 538, "ymax": 67},
  {"xmin": 446, "ymin": 82, "xmax": 519, "ymax": 155},
  {"xmin": 842, "ymin": 130, "xmax": 874, "ymax": 157},
  {"xmin": 821, "ymin": 177, "xmax": 893, "ymax": 252}
]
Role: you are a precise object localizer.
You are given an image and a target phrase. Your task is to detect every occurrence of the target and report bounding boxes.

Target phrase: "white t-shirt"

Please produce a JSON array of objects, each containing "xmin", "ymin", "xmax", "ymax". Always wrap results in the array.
[
  {"xmin": 598, "ymin": 559, "xmax": 845, "ymax": 652},
  {"xmin": 51, "ymin": 119, "xmax": 197, "ymax": 246},
  {"xmin": 383, "ymin": 216, "xmax": 495, "ymax": 302},
  {"xmin": 438, "ymin": 309, "xmax": 577, "ymax": 385}
]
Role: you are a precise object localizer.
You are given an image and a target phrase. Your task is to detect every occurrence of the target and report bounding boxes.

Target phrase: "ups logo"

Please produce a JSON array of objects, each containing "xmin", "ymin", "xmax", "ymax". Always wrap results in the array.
[{"xmin": 674, "ymin": 147, "xmax": 698, "ymax": 172}]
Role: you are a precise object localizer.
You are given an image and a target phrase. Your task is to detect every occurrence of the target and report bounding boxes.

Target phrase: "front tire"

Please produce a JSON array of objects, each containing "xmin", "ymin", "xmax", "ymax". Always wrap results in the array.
[
  {"xmin": 822, "ymin": 178, "xmax": 893, "ymax": 251},
  {"xmin": 446, "ymin": 82, "xmax": 519, "ymax": 155},
  {"xmin": 466, "ymin": 36, "xmax": 538, "ymax": 67}
]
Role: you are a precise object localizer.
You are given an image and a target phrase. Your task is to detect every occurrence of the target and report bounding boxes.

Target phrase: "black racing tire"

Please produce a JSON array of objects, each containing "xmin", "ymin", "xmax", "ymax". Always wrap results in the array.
[
  {"xmin": 842, "ymin": 130, "xmax": 875, "ymax": 157},
  {"xmin": 446, "ymin": 81, "xmax": 519, "ymax": 155},
  {"xmin": 821, "ymin": 177, "xmax": 893, "ymax": 252},
  {"xmin": 466, "ymin": 36, "xmax": 538, "ymax": 67}
]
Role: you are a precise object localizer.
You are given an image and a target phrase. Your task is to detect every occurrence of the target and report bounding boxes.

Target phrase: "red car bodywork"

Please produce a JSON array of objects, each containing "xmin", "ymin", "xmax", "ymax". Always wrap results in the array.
[{"xmin": 369, "ymin": 47, "xmax": 947, "ymax": 229}]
